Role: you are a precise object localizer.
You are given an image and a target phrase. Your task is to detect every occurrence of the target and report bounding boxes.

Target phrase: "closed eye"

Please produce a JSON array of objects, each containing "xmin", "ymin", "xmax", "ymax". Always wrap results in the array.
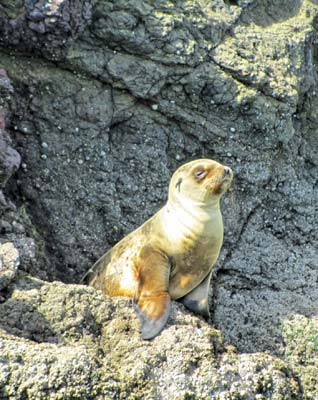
[{"xmin": 194, "ymin": 170, "xmax": 207, "ymax": 180}]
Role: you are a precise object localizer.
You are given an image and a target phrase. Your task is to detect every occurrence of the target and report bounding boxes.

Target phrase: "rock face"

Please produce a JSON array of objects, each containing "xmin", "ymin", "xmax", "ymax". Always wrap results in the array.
[{"xmin": 0, "ymin": 0, "xmax": 318, "ymax": 398}]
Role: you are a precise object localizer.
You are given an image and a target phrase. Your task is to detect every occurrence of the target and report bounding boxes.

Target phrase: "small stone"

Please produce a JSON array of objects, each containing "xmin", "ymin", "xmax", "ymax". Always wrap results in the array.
[
  {"xmin": 151, "ymin": 104, "xmax": 158, "ymax": 111},
  {"xmin": 41, "ymin": 142, "xmax": 48, "ymax": 148},
  {"xmin": 78, "ymin": 159, "xmax": 84, "ymax": 165},
  {"xmin": 41, "ymin": 154, "xmax": 47, "ymax": 160},
  {"xmin": 230, "ymin": 127, "xmax": 236, "ymax": 133}
]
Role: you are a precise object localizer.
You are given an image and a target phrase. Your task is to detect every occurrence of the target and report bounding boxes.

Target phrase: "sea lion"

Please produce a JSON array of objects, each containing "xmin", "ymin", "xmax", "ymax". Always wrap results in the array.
[{"xmin": 82, "ymin": 159, "xmax": 233, "ymax": 339}]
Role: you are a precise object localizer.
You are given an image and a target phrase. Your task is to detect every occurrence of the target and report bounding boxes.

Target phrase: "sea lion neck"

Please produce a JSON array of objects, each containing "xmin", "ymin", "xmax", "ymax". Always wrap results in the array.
[
  {"xmin": 163, "ymin": 195, "xmax": 222, "ymax": 237},
  {"xmin": 167, "ymin": 190, "xmax": 221, "ymax": 216}
]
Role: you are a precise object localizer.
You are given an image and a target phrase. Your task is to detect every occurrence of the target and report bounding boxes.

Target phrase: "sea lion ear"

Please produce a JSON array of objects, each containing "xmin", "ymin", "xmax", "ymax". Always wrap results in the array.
[
  {"xmin": 133, "ymin": 245, "xmax": 171, "ymax": 339},
  {"xmin": 175, "ymin": 177, "xmax": 182, "ymax": 193}
]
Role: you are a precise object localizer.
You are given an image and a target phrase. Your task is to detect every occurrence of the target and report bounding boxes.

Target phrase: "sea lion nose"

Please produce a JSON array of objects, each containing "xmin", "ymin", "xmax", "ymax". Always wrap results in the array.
[{"xmin": 224, "ymin": 167, "xmax": 231, "ymax": 176}]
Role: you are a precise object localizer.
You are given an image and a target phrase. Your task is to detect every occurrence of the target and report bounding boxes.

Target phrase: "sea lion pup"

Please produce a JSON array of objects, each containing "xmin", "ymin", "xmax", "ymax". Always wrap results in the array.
[{"xmin": 82, "ymin": 159, "xmax": 233, "ymax": 339}]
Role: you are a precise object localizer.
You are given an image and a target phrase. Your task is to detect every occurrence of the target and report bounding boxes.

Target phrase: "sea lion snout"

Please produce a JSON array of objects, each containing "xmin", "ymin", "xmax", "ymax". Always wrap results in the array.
[
  {"xmin": 206, "ymin": 164, "xmax": 233, "ymax": 195},
  {"xmin": 222, "ymin": 166, "xmax": 233, "ymax": 182}
]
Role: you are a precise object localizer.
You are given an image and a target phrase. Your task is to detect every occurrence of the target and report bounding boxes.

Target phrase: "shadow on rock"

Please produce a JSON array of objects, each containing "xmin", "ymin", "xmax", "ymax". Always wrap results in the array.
[
  {"xmin": 242, "ymin": 0, "xmax": 302, "ymax": 27},
  {"xmin": 0, "ymin": 274, "xmax": 113, "ymax": 345},
  {"xmin": 0, "ymin": 276, "xmax": 59, "ymax": 343}
]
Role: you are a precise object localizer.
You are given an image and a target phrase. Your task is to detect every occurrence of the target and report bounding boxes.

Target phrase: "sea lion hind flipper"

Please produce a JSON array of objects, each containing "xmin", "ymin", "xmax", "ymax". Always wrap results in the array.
[
  {"xmin": 80, "ymin": 249, "xmax": 112, "ymax": 289},
  {"xmin": 133, "ymin": 245, "xmax": 171, "ymax": 340},
  {"xmin": 179, "ymin": 269, "xmax": 213, "ymax": 319}
]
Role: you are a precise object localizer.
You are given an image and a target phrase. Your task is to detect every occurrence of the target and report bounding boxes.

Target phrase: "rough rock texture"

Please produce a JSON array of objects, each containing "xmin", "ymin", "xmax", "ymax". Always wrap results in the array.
[
  {"xmin": 282, "ymin": 315, "xmax": 318, "ymax": 400},
  {"xmin": 0, "ymin": 274, "xmax": 301, "ymax": 399},
  {"xmin": 0, "ymin": 242, "xmax": 19, "ymax": 292},
  {"xmin": 0, "ymin": 0, "xmax": 318, "ymax": 398}
]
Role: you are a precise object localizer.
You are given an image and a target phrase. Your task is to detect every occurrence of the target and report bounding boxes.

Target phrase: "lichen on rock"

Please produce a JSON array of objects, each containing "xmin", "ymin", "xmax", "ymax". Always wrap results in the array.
[
  {"xmin": 0, "ymin": 276, "xmax": 301, "ymax": 399},
  {"xmin": 0, "ymin": 241, "xmax": 19, "ymax": 281},
  {"xmin": 282, "ymin": 315, "xmax": 318, "ymax": 400}
]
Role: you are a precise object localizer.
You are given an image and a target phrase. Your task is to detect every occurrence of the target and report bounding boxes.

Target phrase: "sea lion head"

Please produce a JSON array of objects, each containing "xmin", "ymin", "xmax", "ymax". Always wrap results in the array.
[{"xmin": 169, "ymin": 159, "xmax": 233, "ymax": 205}]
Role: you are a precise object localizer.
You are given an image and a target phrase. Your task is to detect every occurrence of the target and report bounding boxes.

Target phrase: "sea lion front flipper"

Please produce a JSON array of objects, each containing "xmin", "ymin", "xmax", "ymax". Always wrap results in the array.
[
  {"xmin": 179, "ymin": 269, "xmax": 213, "ymax": 319},
  {"xmin": 133, "ymin": 245, "xmax": 171, "ymax": 340}
]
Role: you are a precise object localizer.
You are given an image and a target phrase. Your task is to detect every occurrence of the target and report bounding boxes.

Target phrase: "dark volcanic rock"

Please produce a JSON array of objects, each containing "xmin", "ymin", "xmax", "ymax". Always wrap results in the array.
[
  {"xmin": 0, "ymin": 0, "xmax": 91, "ymax": 60},
  {"xmin": 0, "ymin": 129, "xmax": 20, "ymax": 188}
]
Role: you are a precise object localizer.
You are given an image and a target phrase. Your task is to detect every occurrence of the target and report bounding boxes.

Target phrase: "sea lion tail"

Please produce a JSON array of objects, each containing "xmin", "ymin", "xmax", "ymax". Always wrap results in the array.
[
  {"xmin": 80, "ymin": 250, "xmax": 111, "ymax": 290},
  {"xmin": 80, "ymin": 267, "xmax": 97, "ymax": 286}
]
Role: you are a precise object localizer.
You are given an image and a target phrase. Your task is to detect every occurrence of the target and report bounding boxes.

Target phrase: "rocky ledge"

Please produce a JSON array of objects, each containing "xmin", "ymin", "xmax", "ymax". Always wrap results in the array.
[{"xmin": 0, "ymin": 248, "xmax": 303, "ymax": 399}]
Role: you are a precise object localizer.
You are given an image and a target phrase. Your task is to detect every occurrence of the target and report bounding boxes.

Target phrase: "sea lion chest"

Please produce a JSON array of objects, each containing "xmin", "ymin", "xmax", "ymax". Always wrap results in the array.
[{"xmin": 159, "ymin": 202, "xmax": 224, "ymax": 299}]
